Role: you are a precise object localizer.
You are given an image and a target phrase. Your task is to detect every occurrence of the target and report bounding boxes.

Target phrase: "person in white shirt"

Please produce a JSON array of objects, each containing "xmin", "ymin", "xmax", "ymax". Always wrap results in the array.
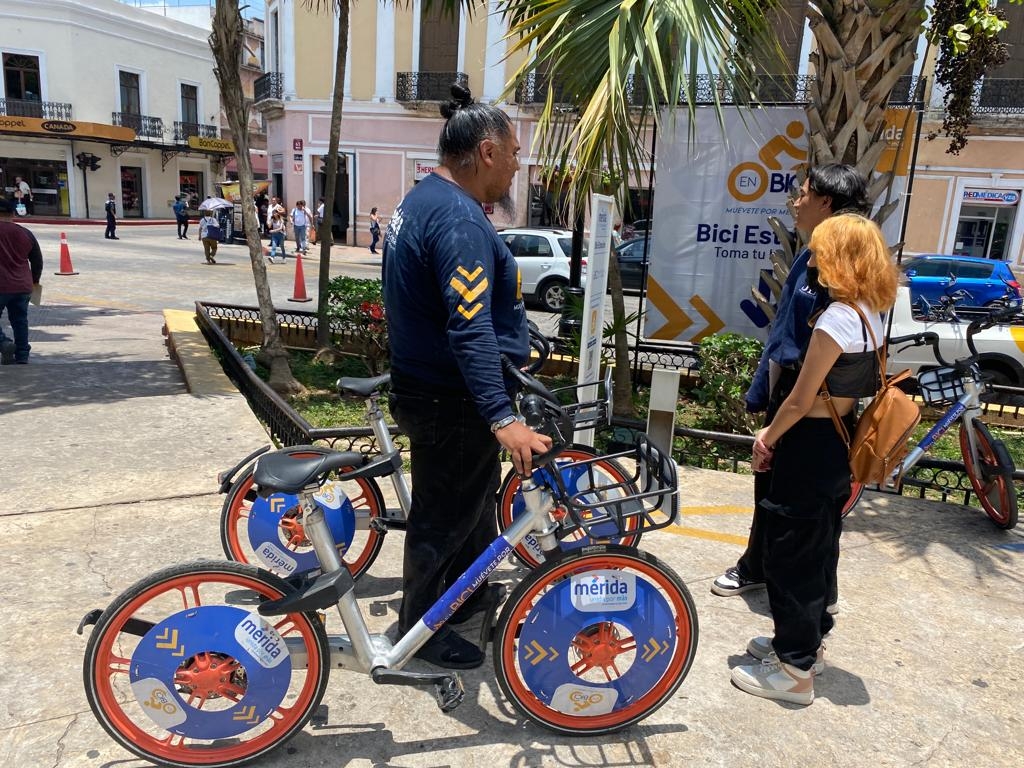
[{"xmin": 290, "ymin": 200, "xmax": 311, "ymax": 254}]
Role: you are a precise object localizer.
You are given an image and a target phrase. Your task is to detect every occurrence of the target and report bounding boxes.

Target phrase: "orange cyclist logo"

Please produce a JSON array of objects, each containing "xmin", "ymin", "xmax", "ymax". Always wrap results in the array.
[{"xmin": 727, "ymin": 120, "xmax": 808, "ymax": 202}]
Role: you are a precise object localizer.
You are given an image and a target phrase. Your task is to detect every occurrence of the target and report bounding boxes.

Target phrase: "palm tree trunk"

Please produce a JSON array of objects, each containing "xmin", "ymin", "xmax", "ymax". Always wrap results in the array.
[
  {"xmin": 211, "ymin": 1, "xmax": 302, "ymax": 394},
  {"xmin": 315, "ymin": 1, "xmax": 351, "ymax": 349}
]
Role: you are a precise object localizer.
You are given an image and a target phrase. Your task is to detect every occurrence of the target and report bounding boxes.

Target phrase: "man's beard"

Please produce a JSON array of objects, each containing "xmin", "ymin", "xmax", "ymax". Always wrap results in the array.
[{"xmin": 496, "ymin": 191, "xmax": 515, "ymax": 219}]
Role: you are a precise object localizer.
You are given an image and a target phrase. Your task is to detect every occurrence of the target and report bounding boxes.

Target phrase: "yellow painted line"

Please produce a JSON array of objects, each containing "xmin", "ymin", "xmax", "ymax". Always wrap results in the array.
[
  {"xmin": 46, "ymin": 293, "xmax": 145, "ymax": 311},
  {"xmin": 663, "ymin": 525, "xmax": 749, "ymax": 546},
  {"xmin": 680, "ymin": 505, "xmax": 750, "ymax": 516}
]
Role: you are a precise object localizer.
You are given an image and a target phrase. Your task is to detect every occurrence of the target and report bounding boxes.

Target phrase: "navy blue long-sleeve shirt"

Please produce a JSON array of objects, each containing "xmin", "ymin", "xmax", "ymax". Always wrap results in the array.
[
  {"xmin": 745, "ymin": 247, "xmax": 828, "ymax": 412},
  {"xmin": 382, "ymin": 173, "xmax": 528, "ymax": 424}
]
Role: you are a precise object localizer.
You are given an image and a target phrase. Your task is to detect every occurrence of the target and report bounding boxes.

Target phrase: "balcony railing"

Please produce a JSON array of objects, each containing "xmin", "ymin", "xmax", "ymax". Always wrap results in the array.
[
  {"xmin": 0, "ymin": 98, "xmax": 72, "ymax": 120},
  {"xmin": 977, "ymin": 78, "xmax": 1024, "ymax": 114},
  {"xmin": 514, "ymin": 73, "xmax": 924, "ymax": 107},
  {"xmin": 254, "ymin": 71, "xmax": 283, "ymax": 103},
  {"xmin": 173, "ymin": 121, "xmax": 219, "ymax": 141},
  {"xmin": 396, "ymin": 71, "xmax": 469, "ymax": 102},
  {"xmin": 112, "ymin": 112, "xmax": 164, "ymax": 140}
]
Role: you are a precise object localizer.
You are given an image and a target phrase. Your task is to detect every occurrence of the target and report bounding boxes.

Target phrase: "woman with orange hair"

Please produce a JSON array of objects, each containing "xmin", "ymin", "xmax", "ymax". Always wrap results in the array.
[{"xmin": 731, "ymin": 213, "xmax": 898, "ymax": 705}]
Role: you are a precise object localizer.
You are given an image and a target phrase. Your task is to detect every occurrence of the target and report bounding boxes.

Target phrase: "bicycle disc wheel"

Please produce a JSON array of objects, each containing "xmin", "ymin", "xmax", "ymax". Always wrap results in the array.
[
  {"xmin": 959, "ymin": 419, "xmax": 1018, "ymax": 529},
  {"xmin": 495, "ymin": 447, "xmax": 643, "ymax": 569},
  {"xmin": 841, "ymin": 482, "xmax": 865, "ymax": 518},
  {"xmin": 493, "ymin": 545, "xmax": 698, "ymax": 735},
  {"xmin": 220, "ymin": 447, "xmax": 386, "ymax": 580},
  {"xmin": 83, "ymin": 560, "xmax": 331, "ymax": 768}
]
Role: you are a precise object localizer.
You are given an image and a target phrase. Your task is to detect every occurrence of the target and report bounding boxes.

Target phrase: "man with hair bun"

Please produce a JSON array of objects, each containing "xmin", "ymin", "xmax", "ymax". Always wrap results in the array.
[{"xmin": 383, "ymin": 84, "xmax": 551, "ymax": 669}]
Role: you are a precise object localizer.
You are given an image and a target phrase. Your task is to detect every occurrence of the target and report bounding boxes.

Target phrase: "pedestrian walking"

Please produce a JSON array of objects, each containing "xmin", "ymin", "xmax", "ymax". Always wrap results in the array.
[
  {"xmin": 290, "ymin": 200, "xmax": 311, "ymax": 254},
  {"xmin": 369, "ymin": 206, "xmax": 381, "ymax": 254},
  {"xmin": 104, "ymin": 193, "xmax": 119, "ymax": 239},
  {"xmin": 13, "ymin": 176, "xmax": 32, "ymax": 215},
  {"xmin": 0, "ymin": 198, "xmax": 43, "ymax": 364},
  {"xmin": 172, "ymin": 195, "xmax": 189, "ymax": 239},
  {"xmin": 199, "ymin": 211, "xmax": 222, "ymax": 264},
  {"xmin": 267, "ymin": 210, "xmax": 286, "ymax": 263}
]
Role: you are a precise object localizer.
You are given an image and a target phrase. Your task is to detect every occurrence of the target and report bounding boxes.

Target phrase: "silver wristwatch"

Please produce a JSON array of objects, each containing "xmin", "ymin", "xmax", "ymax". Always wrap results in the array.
[{"xmin": 490, "ymin": 415, "xmax": 517, "ymax": 433}]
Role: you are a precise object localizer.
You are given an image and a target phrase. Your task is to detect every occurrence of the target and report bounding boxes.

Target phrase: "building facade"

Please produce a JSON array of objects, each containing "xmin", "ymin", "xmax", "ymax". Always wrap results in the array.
[{"xmin": 0, "ymin": 0, "xmax": 231, "ymax": 219}]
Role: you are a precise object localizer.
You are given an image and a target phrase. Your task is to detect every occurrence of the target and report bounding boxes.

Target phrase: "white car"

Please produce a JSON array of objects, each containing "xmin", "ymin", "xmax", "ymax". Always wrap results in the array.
[
  {"xmin": 497, "ymin": 228, "xmax": 587, "ymax": 312},
  {"xmin": 887, "ymin": 285, "xmax": 1024, "ymax": 387}
]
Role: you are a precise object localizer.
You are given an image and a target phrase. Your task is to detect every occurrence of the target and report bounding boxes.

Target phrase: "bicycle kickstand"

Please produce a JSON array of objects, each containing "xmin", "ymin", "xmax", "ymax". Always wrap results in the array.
[{"xmin": 371, "ymin": 667, "xmax": 466, "ymax": 713}]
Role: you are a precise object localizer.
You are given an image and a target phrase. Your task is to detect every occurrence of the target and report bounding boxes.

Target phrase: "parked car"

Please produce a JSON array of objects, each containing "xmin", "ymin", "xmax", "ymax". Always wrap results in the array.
[
  {"xmin": 901, "ymin": 254, "xmax": 1022, "ymax": 311},
  {"xmin": 497, "ymin": 227, "xmax": 587, "ymax": 312},
  {"xmin": 887, "ymin": 285, "xmax": 1024, "ymax": 388},
  {"xmin": 614, "ymin": 236, "xmax": 650, "ymax": 291}
]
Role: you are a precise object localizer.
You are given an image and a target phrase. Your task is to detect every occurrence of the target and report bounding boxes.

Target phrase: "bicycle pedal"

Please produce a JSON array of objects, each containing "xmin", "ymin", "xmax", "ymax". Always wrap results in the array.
[{"xmin": 435, "ymin": 675, "xmax": 465, "ymax": 713}]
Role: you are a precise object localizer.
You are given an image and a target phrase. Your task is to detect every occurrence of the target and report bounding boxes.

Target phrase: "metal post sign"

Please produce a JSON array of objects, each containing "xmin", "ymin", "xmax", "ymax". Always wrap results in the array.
[
  {"xmin": 645, "ymin": 106, "xmax": 915, "ymax": 342},
  {"xmin": 576, "ymin": 193, "xmax": 615, "ymax": 445}
]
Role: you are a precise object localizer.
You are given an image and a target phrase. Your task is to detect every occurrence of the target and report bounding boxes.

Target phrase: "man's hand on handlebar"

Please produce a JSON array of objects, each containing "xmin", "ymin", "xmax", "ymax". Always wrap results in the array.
[{"xmin": 495, "ymin": 420, "xmax": 552, "ymax": 477}]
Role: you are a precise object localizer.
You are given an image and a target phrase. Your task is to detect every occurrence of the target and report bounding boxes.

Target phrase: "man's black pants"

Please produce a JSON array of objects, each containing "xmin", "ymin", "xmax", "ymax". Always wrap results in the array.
[{"xmin": 390, "ymin": 388, "xmax": 500, "ymax": 636}]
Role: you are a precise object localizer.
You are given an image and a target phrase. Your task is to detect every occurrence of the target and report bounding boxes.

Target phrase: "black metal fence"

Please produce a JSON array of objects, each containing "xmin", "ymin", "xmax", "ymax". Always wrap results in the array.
[
  {"xmin": 977, "ymin": 78, "xmax": 1024, "ymax": 114},
  {"xmin": 111, "ymin": 112, "xmax": 164, "ymax": 139},
  {"xmin": 396, "ymin": 71, "xmax": 469, "ymax": 102},
  {"xmin": 254, "ymin": 72, "xmax": 284, "ymax": 103},
  {"xmin": 195, "ymin": 301, "xmax": 1023, "ymax": 512},
  {"xmin": 173, "ymin": 121, "xmax": 219, "ymax": 141},
  {"xmin": 0, "ymin": 98, "xmax": 72, "ymax": 119}
]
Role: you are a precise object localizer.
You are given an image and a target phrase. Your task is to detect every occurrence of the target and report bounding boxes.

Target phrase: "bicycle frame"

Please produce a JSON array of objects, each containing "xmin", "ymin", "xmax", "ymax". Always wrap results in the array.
[
  {"xmin": 890, "ymin": 373, "xmax": 982, "ymax": 487},
  {"xmin": 364, "ymin": 390, "xmax": 412, "ymax": 520},
  {"xmin": 283, "ymin": 471, "xmax": 560, "ymax": 673}
]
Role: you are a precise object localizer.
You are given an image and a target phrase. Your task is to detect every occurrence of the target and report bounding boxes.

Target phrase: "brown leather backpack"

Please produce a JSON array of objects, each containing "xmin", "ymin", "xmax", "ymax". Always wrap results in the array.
[{"xmin": 822, "ymin": 304, "xmax": 921, "ymax": 485}]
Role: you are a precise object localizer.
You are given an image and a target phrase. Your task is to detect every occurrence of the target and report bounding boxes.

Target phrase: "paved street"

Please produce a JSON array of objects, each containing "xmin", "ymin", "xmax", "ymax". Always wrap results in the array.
[{"xmin": 0, "ymin": 222, "xmax": 1023, "ymax": 768}]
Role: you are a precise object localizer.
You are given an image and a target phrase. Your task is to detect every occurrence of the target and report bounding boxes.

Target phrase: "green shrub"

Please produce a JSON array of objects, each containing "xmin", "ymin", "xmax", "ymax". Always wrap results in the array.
[
  {"xmin": 324, "ymin": 276, "xmax": 388, "ymax": 373},
  {"xmin": 693, "ymin": 333, "xmax": 763, "ymax": 434}
]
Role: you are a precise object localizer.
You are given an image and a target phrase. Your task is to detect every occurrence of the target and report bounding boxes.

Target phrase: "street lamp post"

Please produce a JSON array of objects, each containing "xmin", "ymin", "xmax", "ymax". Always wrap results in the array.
[{"xmin": 74, "ymin": 152, "xmax": 101, "ymax": 218}]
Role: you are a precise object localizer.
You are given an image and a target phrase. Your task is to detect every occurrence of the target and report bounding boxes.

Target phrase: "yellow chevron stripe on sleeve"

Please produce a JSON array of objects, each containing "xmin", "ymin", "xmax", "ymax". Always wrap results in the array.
[
  {"xmin": 457, "ymin": 303, "xmax": 483, "ymax": 320},
  {"xmin": 450, "ymin": 275, "xmax": 489, "ymax": 303},
  {"xmin": 456, "ymin": 265, "xmax": 484, "ymax": 281}
]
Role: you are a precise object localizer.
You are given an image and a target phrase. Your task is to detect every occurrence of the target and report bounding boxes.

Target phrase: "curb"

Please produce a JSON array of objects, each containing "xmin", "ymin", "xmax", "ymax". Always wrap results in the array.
[{"xmin": 162, "ymin": 309, "xmax": 240, "ymax": 396}]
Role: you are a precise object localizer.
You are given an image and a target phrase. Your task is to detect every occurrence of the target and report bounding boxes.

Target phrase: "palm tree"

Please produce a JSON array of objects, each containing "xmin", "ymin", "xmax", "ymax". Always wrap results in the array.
[{"xmin": 211, "ymin": 1, "xmax": 303, "ymax": 394}]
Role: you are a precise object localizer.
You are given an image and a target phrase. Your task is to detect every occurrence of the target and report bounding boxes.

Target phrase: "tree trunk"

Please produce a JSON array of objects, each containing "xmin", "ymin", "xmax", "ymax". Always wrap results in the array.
[
  {"xmin": 315, "ymin": 1, "xmax": 351, "ymax": 349},
  {"xmin": 210, "ymin": 1, "xmax": 303, "ymax": 394},
  {"xmin": 605, "ymin": 250, "xmax": 635, "ymax": 418}
]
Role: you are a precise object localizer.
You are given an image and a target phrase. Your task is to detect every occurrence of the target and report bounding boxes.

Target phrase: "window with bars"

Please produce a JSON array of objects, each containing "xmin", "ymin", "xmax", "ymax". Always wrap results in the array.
[
  {"xmin": 3, "ymin": 53, "xmax": 41, "ymax": 100},
  {"xmin": 181, "ymin": 83, "xmax": 198, "ymax": 124}
]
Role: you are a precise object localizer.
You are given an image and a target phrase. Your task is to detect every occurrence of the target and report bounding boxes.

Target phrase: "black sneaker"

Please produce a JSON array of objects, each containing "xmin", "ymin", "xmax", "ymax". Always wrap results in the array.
[
  {"xmin": 448, "ymin": 583, "xmax": 507, "ymax": 626},
  {"xmin": 414, "ymin": 627, "xmax": 485, "ymax": 669},
  {"xmin": 711, "ymin": 566, "xmax": 765, "ymax": 597}
]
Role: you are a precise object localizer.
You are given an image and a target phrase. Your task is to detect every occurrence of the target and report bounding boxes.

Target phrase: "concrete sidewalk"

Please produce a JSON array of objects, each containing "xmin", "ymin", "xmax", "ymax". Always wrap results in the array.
[{"xmin": 1, "ymin": 301, "xmax": 1023, "ymax": 767}]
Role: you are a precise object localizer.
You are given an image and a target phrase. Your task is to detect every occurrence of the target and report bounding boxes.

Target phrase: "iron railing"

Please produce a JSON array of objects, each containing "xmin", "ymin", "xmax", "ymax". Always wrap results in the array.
[
  {"xmin": 977, "ymin": 78, "xmax": 1024, "ymax": 114},
  {"xmin": 254, "ymin": 71, "xmax": 284, "ymax": 103},
  {"xmin": 173, "ymin": 121, "xmax": 219, "ymax": 141},
  {"xmin": 0, "ymin": 98, "xmax": 73, "ymax": 120},
  {"xmin": 516, "ymin": 73, "xmax": 925, "ymax": 107},
  {"xmin": 396, "ymin": 71, "xmax": 469, "ymax": 102},
  {"xmin": 195, "ymin": 301, "xmax": 1022, "ymax": 512},
  {"xmin": 111, "ymin": 112, "xmax": 164, "ymax": 139}
]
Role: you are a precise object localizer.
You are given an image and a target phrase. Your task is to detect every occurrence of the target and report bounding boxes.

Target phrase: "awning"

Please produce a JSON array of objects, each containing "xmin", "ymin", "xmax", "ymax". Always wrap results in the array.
[{"xmin": 0, "ymin": 115, "xmax": 135, "ymax": 143}]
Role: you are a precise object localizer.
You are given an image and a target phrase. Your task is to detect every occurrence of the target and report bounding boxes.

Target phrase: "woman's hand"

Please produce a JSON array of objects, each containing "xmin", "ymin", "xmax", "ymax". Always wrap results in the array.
[{"xmin": 752, "ymin": 428, "xmax": 774, "ymax": 473}]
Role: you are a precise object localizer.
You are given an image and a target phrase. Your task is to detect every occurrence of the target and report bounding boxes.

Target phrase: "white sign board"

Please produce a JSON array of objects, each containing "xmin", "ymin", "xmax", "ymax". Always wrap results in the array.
[
  {"xmin": 645, "ymin": 106, "xmax": 916, "ymax": 343},
  {"xmin": 575, "ymin": 193, "xmax": 615, "ymax": 445}
]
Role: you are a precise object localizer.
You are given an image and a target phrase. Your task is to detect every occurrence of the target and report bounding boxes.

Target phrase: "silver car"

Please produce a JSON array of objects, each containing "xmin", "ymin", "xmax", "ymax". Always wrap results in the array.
[{"xmin": 498, "ymin": 227, "xmax": 587, "ymax": 312}]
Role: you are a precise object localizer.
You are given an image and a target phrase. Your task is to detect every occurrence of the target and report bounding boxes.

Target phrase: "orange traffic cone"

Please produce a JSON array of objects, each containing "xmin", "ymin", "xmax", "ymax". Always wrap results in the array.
[
  {"xmin": 54, "ymin": 231, "xmax": 79, "ymax": 276},
  {"xmin": 288, "ymin": 252, "xmax": 312, "ymax": 303}
]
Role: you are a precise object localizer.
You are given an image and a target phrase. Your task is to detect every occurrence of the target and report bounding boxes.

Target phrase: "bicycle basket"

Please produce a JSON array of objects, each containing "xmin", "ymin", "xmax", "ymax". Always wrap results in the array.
[
  {"xmin": 549, "ymin": 368, "xmax": 613, "ymax": 430},
  {"xmin": 549, "ymin": 434, "xmax": 679, "ymax": 540},
  {"xmin": 916, "ymin": 367, "xmax": 966, "ymax": 406}
]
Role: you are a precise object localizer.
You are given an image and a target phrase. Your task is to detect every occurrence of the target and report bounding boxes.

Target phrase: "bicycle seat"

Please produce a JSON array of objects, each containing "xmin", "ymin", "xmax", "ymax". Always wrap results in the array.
[
  {"xmin": 253, "ymin": 449, "xmax": 375, "ymax": 495},
  {"xmin": 337, "ymin": 373, "xmax": 391, "ymax": 397}
]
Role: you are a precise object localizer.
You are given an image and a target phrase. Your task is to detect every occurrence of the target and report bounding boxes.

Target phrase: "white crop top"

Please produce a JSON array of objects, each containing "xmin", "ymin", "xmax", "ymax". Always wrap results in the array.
[{"xmin": 814, "ymin": 302, "xmax": 884, "ymax": 352}]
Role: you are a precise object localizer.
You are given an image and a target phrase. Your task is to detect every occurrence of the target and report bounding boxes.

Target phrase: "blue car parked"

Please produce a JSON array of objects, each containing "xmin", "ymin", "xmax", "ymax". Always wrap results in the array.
[{"xmin": 901, "ymin": 254, "xmax": 1022, "ymax": 311}]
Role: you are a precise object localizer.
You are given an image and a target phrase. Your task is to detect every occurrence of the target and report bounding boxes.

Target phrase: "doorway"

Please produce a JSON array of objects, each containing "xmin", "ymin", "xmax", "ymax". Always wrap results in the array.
[
  {"xmin": 955, "ymin": 203, "xmax": 1018, "ymax": 260},
  {"xmin": 120, "ymin": 166, "xmax": 144, "ymax": 218},
  {"xmin": 313, "ymin": 154, "xmax": 350, "ymax": 243}
]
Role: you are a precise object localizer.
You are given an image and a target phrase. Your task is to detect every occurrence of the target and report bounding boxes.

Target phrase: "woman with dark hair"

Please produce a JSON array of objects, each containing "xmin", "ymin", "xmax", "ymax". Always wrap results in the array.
[
  {"xmin": 369, "ymin": 206, "xmax": 381, "ymax": 254},
  {"xmin": 731, "ymin": 214, "xmax": 898, "ymax": 705}
]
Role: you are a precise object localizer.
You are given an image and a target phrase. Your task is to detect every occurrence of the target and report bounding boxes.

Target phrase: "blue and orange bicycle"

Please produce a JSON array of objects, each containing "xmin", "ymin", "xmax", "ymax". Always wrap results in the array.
[{"xmin": 79, "ymin": 359, "xmax": 697, "ymax": 767}]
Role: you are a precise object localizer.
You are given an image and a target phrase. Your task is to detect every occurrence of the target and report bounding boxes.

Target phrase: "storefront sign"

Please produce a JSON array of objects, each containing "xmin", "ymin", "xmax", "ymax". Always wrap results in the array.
[
  {"xmin": 293, "ymin": 138, "xmax": 303, "ymax": 151},
  {"xmin": 414, "ymin": 159, "xmax": 437, "ymax": 180},
  {"xmin": 0, "ymin": 116, "xmax": 135, "ymax": 142},
  {"xmin": 187, "ymin": 136, "xmax": 235, "ymax": 153},
  {"xmin": 963, "ymin": 189, "xmax": 1020, "ymax": 205}
]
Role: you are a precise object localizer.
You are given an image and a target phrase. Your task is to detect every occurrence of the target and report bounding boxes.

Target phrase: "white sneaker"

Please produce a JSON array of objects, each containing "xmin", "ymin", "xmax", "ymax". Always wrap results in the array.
[
  {"xmin": 731, "ymin": 657, "xmax": 815, "ymax": 705},
  {"xmin": 747, "ymin": 636, "xmax": 825, "ymax": 675},
  {"xmin": 826, "ymin": 601, "xmax": 839, "ymax": 615}
]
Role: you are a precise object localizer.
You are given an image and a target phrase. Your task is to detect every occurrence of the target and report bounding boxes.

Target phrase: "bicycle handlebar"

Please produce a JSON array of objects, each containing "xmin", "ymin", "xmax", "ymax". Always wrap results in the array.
[
  {"xmin": 891, "ymin": 304, "xmax": 1018, "ymax": 368},
  {"xmin": 501, "ymin": 354, "xmax": 574, "ymax": 467}
]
